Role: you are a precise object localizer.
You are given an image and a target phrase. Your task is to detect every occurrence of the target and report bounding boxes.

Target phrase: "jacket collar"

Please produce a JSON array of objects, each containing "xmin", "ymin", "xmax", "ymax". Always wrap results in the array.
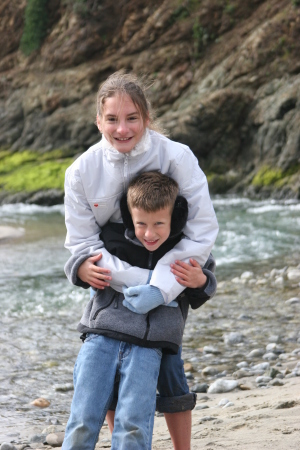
[{"xmin": 102, "ymin": 128, "xmax": 151, "ymax": 162}]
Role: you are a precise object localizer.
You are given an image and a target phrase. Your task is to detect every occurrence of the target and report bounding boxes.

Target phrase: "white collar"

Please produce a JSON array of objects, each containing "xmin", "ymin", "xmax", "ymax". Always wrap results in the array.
[{"xmin": 102, "ymin": 129, "xmax": 151, "ymax": 161}]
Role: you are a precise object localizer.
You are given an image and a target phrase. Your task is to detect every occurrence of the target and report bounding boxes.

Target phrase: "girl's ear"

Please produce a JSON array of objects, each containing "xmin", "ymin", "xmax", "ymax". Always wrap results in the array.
[{"xmin": 96, "ymin": 114, "xmax": 102, "ymax": 133}]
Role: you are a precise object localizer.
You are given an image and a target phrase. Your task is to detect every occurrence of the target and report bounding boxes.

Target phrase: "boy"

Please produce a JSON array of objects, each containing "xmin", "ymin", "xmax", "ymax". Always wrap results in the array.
[{"xmin": 63, "ymin": 172, "xmax": 217, "ymax": 450}]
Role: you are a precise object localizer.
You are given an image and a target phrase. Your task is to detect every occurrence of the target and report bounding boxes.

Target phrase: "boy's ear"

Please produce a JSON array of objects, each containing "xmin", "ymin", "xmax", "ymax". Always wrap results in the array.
[
  {"xmin": 171, "ymin": 196, "xmax": 188, "ymax": 235},
  {"xmin": 120, "ymin": 194, "xmax": 134, "ymax": 230}
]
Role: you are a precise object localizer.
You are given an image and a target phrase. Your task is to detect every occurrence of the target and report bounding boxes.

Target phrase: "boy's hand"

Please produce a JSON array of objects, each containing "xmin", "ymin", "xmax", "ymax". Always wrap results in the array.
[
  {"xmin": 123, "ymin": 285, "xmax": 177, "ymax": 314},
  {"xmin": 171, "ymin": 258, "xmax": 207, "ymax": 288},
  {"xmin": 77, "ymin": 253, "xmax": 112, "ymax": 290}
]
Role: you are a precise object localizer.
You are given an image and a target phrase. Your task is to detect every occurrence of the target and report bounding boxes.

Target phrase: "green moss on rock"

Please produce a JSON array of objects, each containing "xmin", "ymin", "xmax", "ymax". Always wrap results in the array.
[
  {"xmin": 252, "ymin": 166, "xmax": 284, "ymax": 186},
  {"xmin": 0, "ymin": 149, "xmax": 74, "ymax": 194}
]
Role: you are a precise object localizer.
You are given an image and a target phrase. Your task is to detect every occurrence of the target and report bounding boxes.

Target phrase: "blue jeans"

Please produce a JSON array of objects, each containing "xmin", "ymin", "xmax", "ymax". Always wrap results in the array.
[
  {"xmin": 90, "ymin": 288, "xmax": 196, "ymax": 414},
  {"xmin": 62, "ymin": 334, "xmax": 162, "ymax": 450}
]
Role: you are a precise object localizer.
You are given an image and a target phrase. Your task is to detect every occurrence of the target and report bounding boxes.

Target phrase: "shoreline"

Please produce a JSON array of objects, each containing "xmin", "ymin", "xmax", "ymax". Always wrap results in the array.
[{"xmin": 5, "ymin": 373, "xmax": 299, "ymax": 449}]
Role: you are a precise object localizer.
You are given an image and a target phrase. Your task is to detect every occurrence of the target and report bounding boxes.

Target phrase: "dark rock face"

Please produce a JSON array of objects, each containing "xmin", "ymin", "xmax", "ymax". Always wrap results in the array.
[{"xmin": 1, "ymin": 0, "xmax": 300, "ymax": 201}]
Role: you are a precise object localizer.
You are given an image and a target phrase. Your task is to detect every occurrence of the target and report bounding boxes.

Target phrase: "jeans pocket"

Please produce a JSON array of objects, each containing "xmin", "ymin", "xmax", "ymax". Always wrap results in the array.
[
  {"xmin": 84, "ymin": 333, "xmax": 99, "ymax": 342},
  {"xmin": 153, "ymin": 347, "xmax": 163, "ymax": 358}
]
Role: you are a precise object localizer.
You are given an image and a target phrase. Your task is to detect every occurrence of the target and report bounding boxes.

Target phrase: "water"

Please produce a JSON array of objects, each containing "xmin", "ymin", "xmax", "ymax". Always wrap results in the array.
[{"xmin": 0, "ymin": 197, "xmax": 299, "ymax": 443}]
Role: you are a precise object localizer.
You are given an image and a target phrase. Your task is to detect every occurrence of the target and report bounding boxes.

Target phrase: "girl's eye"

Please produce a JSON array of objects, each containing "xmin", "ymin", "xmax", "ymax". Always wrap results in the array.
[{"xmin": 107, "ymin": 118, "xmax": 116, "ymax": 122}]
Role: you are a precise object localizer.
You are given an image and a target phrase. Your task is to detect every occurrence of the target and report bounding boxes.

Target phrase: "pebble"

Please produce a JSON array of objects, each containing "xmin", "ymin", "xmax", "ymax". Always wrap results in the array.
[
  {"xmin": 54, "ymin": 383, "xmax": 74, "ymax": 392},
  {"xmin": 207, "ymin": 379, "xmax": 239, "ymax": 394},
  {"xmin": 263, "ymin": 352, "xmax": 278, "ymax": 360},
  {"xmin": 285, "ymin": 297, "xmax": 300, "ymax": 305},
  {"xmin": 223, "ymin": 401, "xmax": 234, "ymax": 408},
  {"xmin": 223, "ymin": 332, "xmax": 245, "ymax": 345},
  {"xmin": 247, "ymin": 348, "xmax": 265, "ymax": 358},
  {"xmin": 30, "ymin": 398, "xmax": 50, "ymax": 408},
  {"xmin": 252, "ymin": 362, "xmax": 270, "ymax": 371},
  {"xmin": 202, "ymin": 366, "xmax": 219, "ymax": 376},
  {"xmin": 45, "ymin": 431, "xmax": 65, "ymax": 447},
  {"xmin": 191, "ymin": 383, "xmax": 209, "ymax": 393},
  {"xmin": 269, "ymin": 379, "xmax": 284, "ymax": 386},
  {"xmin": 236, "ymin": 361, "xmax": 248, "ymax": 368},
  {"xmin": 218, "ymin": 398, "xmax": 230, "ymax": 406},
  {"xmin": 30, "ymin": 434, "xmax": 47, "ymax": 443},
  {"xmin": 4, "ymin": 263, "xmax": 300, "ymax": 444},
  {"xmin": 233, "ymin": 369, "xmax": 253, "ymax": 379},
  {"xmin": 203, "ymin": 345, "xmax": 221, "ymax": 354},
  {"xmin": 286, "ymin": 269, "xmax": 300, "ymax": 282},
  {"xmin": 195, "ymin": 404, "xmax": 209, "ymax": 410},
  {"xmin": 0, "ymin": 444, "xmax": 18, "ymax": 450},
  {"xmin": 255, "ymin": 376, "xmax": 272, "ymax": 384}
]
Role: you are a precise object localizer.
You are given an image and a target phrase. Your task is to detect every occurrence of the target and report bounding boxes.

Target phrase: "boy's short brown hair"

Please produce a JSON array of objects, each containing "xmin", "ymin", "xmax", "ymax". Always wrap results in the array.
[{"xmin": 127, "ymin": 171, "xmax": 179, "ymax": 213}]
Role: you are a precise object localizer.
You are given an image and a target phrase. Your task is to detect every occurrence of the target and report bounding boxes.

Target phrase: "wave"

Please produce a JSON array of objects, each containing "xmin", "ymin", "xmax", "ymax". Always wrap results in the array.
[{"xmin": 0, "ymin": 203, "xmax": 65, "ymax": 218}]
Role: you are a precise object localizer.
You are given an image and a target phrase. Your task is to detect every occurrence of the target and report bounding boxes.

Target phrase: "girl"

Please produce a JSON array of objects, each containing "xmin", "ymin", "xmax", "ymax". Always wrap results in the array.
[{"xmin": 64, "ymin": 71, "xmax": 219, "ymax": 449}]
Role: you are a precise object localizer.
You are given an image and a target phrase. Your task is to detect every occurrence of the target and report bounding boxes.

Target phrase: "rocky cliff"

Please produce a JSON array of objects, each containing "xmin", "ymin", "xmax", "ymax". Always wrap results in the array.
[{"xmin": 1, "ymin": 0, "xmax": 300, "ymax": 204}]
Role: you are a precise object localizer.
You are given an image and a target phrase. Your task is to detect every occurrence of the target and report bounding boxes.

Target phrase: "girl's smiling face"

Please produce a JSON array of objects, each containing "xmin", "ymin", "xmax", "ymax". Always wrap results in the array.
[{"xmin": 97, "ymin": 94, "xmax": 148, "ymax": 154}]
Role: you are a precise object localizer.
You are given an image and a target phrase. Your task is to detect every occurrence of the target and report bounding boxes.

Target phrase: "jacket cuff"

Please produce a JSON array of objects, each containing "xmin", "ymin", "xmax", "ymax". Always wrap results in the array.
[
  {"xmin": 64, "ymin": 253, "xmax": 92, "ymax": 289},
  {"xmin": 186, "ymin": 268, "xmax": 217, "ymax": 310}
]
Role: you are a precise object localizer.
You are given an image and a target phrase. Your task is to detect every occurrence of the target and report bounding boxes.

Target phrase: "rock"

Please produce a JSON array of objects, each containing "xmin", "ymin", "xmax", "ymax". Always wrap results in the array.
[
  {"xmin": 203, "ymin": 345, "xmax": 221, "ymax": 354},
  {"xmin": 240, "ymin": 271, "xmax": 254, "ymax": 279},
  {"xmin": 30, "ymin": 434, "xmax": 47, "ymax": 443},
  {"xmin": 199, "ymin": 416, "xmax": 217, "ymax": 423},
  {"xmin": 0, "ymin": 444, "xmax": 18, "ymax": 450},
  {"xmin": 218, "ymin": 398, "xmax": 230, "ymax": 406},
  {"xmin": 266, "ymin": 343, "xmax": 284, "ymax": 353},
  {"xmin": 233, "ymin": 369, "xmax": 253, "ymax": 379},
  {"xmin": 274, "ymin": 400, "xmax": 297, "ymax": 409},
  {"xmin": 287, "ymin": 269, "xmax": 300, "ymax": 282},
  {"xmin": 223, "ymin": 401, "xmax": 234, "ymax": 408},
  {"xmin": 195, "ymin": 404, "xmax": 209, "ymax": 410},
  {"xmin": 202, "ymin": 366, "xmax": 220, "ymax": 376},
  {"xmin": 265, "ymin": 367, "xmax": 281, "ymax": 378},
  {"xmin": 247, "ymin": 348, "xmax": 265, "ymax": 358},
  {"xmin": 263, "ymin": 352, "xmax": 278, "ymax": 360},
  {"xmin": 285, "ymin": 297, "xmax": 300, "ymax": 305},
  {"xmin": 45, "ymin": 431, "xmax": 65, "ymax": 447},
  {"xmin": 207, "ymin": 379, "xmax": 239, "ymax": 394},
  {"xmin": 252, "ymin": 362, "xmax": 270, "ymax": 371},
  {"xmin": 191, "ymin": 383, "xmax": 209, "ymax": 393},
  {"xmin": 238, "ymin": 384, "xmax": 251, "ymax": 390},
  {"xmin": 273, "ymin": 276, "xmax": 284, "ymax": 286},
  {"xmin": 269, "ymin": 379, "xmax": 284, "ymax": 386},
  {"xmin": 223, "ymin": 332, "xmax": 245, "ymax": 345},
  {"xmin": 54, "ymin": 383, "xmax": 74, "ymax": 392},
  {"xmin": 30, "ymin": 397, "xmax": 50, "ymax": 408},
  {"xmin": 0, "ymin": 226, "xmax": 25, "ymax": 240},
  {"xmin": 255, "ymin": 376, "xmax": 272, "ymax": 384},
  {"xmin": 236, "ymin": 361, "xmax": 248, "ymax": 368}
]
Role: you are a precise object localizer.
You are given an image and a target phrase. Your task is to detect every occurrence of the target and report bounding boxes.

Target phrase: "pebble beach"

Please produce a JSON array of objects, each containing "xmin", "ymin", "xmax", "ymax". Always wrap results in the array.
[{"xmin": 1, "ymin": 262, "xmax": 299, "ymax": 450}]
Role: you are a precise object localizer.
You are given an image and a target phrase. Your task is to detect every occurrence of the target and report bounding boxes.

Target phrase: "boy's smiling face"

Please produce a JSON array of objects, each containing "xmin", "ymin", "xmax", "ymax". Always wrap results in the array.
[{"xmin": 131, "ymin": 206, "xmax": 172, "ymax": 252}]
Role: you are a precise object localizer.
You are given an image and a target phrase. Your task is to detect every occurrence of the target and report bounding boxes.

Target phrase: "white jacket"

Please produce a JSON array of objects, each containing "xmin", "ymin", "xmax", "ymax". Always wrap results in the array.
[{"xmin": 64, "ymin": 129, "xmax": 219, "ymax": 303}]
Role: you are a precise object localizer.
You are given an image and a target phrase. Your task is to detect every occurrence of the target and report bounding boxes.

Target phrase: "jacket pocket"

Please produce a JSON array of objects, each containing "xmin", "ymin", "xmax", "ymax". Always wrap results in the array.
[{"xmin": 90, "ymin": 288, "xmax": 116, "ymax": 322}]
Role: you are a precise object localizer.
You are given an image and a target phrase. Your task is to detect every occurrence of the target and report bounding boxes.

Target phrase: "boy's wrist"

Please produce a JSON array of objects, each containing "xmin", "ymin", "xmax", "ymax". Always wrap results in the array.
[{"xmin": 197, "ymin": 274, "xmax": 208, "ymax": 289}]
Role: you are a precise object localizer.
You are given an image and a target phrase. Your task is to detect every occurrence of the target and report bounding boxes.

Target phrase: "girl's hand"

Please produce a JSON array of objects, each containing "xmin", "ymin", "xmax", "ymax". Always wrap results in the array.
[
  {"xmin": 77, "ymin": 253, "xmax": 112, "ymax": 290},
  {"xmin": 171, "ymin": 258, "xmax": 207, "ymax": 289}
]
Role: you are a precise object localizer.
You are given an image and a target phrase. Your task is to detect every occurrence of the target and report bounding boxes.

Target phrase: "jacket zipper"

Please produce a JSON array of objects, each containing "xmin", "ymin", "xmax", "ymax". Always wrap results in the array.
[
  {"xmin": 143, "ymin": 251, "xmax": 154, "ymax": 340},
  {"xmin": 123, "ymin": 154, "xmax": 129, "ymax": 191}
]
